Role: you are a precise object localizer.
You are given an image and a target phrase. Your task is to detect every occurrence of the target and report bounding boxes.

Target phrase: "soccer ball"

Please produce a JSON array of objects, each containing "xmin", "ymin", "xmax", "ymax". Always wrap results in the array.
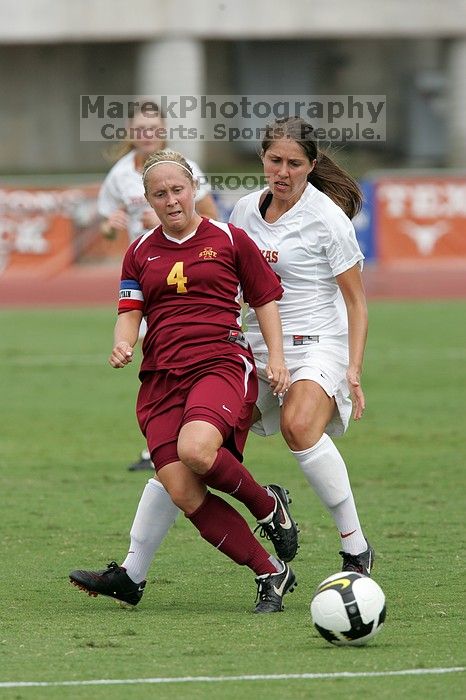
[{"xmin": 310, "ymin": 571, "xmax": 386, "ymax": 646}]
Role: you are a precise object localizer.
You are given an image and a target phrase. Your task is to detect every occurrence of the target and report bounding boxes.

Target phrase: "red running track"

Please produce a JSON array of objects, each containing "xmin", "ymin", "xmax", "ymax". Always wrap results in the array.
[{"xmin": 0, "ymin": 262, "xmax": 465, "ymax": 307}]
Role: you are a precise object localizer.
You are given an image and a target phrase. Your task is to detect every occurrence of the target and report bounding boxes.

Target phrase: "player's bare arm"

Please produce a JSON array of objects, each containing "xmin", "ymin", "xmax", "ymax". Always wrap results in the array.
[
  {"xmin": 195, "ymin": 193, "xmax": 219, "ymax": 219},
  {"xmin": 109, "ymin": 309, "xmax": 143, "ymax": 368},
  {"xmin": 336, "ymin": 264, "xmax": 368, "ymax": 420},
  {"xmin": 102, "ymin": 208, "xmax": 129, "ymax": 239},
  {"xmin": 253, "ymin": 300, "xmax": 290, "ymax": 396}
]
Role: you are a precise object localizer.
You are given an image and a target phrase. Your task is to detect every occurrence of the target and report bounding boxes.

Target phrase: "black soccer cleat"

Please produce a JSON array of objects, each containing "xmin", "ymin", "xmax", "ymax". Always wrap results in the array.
[
  {"xmin": 255, "ymin": 484, "xmax": 299, "ymax": 562},
  {"xmin": 340, "ymin": 541, "xmax": 375, "ymax": 577},
  {"xmin": 254, "ymin": 562, "xmax": 297, "ymax": 613},
  {"xmin": 128, "ymin": 450, "xmax": 154, "ymax": 472},
  {"xmin": 69, "ymin": 561, "xmax": 145, "ymax": 608}
]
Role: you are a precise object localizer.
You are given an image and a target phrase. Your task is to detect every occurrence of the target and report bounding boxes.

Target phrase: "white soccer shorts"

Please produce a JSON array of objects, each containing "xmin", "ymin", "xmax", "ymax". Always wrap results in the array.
[{"xmin": 251, "ymin": 336, "xmax": 352, "ymax": 438}]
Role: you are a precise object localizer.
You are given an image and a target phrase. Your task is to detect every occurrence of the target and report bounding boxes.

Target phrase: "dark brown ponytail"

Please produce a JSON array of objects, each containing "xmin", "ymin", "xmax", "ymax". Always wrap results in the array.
[
  {"xmin": 309, "ymin": 150, "xmax": 362, "ymax": 219},
  {"xmin": 262, "ymin": 117, "xmax": 362, "ymax": 219}
]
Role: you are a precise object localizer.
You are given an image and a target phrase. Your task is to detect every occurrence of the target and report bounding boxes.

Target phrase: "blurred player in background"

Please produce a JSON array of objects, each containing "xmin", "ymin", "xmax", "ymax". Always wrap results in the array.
[
  {"xmin": 97, "ymin": 100, "xmax": 219, "ymax": 471},
  {"xmin": 70, "ymin": 151, "xmax": 299, "ymax": 613}
]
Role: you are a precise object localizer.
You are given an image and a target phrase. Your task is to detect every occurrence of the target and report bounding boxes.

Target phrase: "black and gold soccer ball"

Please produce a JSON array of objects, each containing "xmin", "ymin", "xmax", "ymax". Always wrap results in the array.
[{"xmin": 310, "ymin": 571, "xmax": 386, "ymax": 646}]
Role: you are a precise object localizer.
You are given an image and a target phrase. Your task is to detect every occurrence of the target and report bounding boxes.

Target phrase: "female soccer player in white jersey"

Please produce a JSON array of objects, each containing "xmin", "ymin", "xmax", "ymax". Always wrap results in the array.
[
  {"xmin": 229, "ymin": 116, "xmax": 374, "ymax": 577},
  {"xmin": 97, "ymin": 101, "xmax": 219, "ymax": 471}
]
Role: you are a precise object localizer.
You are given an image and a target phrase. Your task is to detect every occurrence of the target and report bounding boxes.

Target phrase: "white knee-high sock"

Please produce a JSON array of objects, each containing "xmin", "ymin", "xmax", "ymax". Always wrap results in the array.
[
  {"xmin": 291, "ymin": 434, "xmax": 366, "ymax": 554},
  {"xmin": 122, "ymin": 478, "xmax": 180, "ymax": 583}
]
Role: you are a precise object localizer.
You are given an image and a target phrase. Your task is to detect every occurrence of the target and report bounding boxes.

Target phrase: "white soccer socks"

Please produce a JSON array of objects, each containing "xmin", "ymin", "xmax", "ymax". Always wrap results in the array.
[
  {"xmin": 122, "ymin": 478, "xmax": 180, "ymax": 583},
  {"xmin": 291, "ymin": 434, "xmax": 367, "ymax": 555}
]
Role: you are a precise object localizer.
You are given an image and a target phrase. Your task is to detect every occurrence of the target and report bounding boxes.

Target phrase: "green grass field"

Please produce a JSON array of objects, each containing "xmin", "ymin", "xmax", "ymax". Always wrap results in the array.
[{"xmin": 1, "ymin": 301, "xmax": 465, "ymax": 699}]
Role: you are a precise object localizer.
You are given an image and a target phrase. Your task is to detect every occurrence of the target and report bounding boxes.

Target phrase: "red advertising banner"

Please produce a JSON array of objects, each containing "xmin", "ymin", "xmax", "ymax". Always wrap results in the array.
[
  {"xmin": 0, "ymin": 183, "xmax": 127, "ymax": 277},
  {"xmin": 376, "ymin": 177, "xmax": 466, "ymax": 262}
]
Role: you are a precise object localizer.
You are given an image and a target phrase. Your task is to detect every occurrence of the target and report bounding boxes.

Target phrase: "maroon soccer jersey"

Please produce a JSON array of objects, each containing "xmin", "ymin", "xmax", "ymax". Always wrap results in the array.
[{"xmin": 118, "ymin": 218, "xmax": 283, "ymax": 370}]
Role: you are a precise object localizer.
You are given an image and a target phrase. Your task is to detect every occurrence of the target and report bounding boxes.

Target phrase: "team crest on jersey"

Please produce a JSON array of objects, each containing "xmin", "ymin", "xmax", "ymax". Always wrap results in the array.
[{"xmin": 198, "ymin": 246, "xmax": 217, "ymax": 259}]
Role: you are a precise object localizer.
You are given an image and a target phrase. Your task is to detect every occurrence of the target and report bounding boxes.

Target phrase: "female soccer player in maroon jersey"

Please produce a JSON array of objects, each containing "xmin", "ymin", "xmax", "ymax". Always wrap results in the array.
[
  {"xmin": 70, "ymin": 151, "xmax": 299, "ymax": 613},
  {"xmin": 97, "ymin": 101, "xmax": 218, "ymax": 471}
]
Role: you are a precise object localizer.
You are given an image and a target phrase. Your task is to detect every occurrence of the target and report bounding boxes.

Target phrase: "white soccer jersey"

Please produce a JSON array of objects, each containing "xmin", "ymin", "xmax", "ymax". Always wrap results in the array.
[
  {"xmin": 230, "ymin": 184, "xmax": 364, "ymax": 355},
  {"xmin": 97, "ymin": 151, "xmax": 211, "ymax": 242}
]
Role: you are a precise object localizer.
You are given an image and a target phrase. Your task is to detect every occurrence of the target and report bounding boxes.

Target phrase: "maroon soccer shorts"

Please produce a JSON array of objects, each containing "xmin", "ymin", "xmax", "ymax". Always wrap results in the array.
[{"xmin": 136, "ymin": 354, "xmax": 258, "ymax": 471}]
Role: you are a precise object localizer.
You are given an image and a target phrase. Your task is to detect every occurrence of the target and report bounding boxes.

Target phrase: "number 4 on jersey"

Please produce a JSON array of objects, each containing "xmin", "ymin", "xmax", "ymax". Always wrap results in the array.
[{"xmin": 167, "ymin": 261, "xmax": 188, "ymax": 294}]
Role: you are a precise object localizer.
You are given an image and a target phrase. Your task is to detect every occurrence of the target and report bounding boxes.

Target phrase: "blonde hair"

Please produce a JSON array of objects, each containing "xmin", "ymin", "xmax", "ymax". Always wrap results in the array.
[{"xmin": 142, "ymin": 150, "xmax": 196, "ymax": 191}]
